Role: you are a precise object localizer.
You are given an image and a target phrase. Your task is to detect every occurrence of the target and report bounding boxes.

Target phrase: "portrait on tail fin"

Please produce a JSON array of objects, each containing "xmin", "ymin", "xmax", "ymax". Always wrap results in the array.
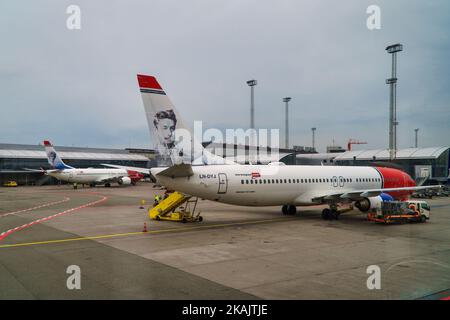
[
  {"xmin": 137, "ymin": 74, "xmax": 232, "ymax": 166},
  {"xmin": 153, "ymin": 109, "xmax": 177, "ymax": 149}
]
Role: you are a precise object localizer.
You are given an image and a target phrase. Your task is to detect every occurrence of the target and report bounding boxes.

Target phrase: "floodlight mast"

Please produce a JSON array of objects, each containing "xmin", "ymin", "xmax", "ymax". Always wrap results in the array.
[
  {"xmin": 246, "ymin": 79, "xmax": 257, "ymax": 147},
  {"xmin": 283, "ymin": 97, "xmax": 292, "ymax": 148},
  {"xmin": 386, "ymin": 43, "xmax": 403, "ymax": 160}
]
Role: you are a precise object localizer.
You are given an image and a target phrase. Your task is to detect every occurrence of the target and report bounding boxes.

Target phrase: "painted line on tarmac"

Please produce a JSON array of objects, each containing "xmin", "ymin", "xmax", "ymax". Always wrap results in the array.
[
  {"xmin": 0, "ymin": 217, "xmax": 296, "ymax": 249},
  {"xmin": 0, "ymin": 193, "xmax": 108, "ymax": 242},
  {"xmin": 0, "ymin": 197, "xmax": 71, "ymax": 217}
]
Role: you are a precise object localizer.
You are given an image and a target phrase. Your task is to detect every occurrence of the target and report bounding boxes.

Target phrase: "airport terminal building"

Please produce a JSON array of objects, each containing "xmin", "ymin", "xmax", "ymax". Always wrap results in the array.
[
  {"xmin": 333, "ymin": 147, "xmax": 450, "ymax": 185},
  {"xmin": 0, "ymin": 143, "xmax": 155, "ymax": 185},
  {"xmin": 2, "ymin": 142, "xmax": 449, "ymax": 186}
]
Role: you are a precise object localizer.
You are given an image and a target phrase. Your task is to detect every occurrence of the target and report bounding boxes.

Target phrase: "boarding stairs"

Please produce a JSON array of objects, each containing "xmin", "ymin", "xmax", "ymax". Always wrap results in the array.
[{"xmin": 149, "ymin": 191, "xmax": 202, "ymax": 223}]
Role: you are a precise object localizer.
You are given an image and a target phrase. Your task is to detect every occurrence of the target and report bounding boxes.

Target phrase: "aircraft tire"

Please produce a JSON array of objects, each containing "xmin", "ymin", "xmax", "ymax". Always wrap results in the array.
[
  {"xmin": 321, "ymin": 208, "xmax": 330, "ymax": 220},
  {"xmin": 330, "ymin": 210, "xmax": 338, "ymax": 220},
  {"xmin": 287, "ymin": 205, "xmax": 297, "ymax": 215}
]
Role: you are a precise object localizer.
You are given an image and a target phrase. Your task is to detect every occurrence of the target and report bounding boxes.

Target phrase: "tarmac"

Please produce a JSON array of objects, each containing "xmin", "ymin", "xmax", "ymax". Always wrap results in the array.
[{"xmin": 0, "ymin": 184, "xmax": 449, "ymax": 299}]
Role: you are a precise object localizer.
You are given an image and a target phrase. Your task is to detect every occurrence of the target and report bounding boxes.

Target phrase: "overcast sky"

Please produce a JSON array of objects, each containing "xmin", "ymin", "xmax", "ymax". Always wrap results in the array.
[{"xmin": 0, "ymin": 0, "xmax": 449, "ymax": 152}]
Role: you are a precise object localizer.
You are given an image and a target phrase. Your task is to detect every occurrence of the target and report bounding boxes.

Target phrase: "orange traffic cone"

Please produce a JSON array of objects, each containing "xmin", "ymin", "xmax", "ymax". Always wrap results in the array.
[{"xmin": 142, "ymin": 222, "xmax": 148, "ymax": 233}]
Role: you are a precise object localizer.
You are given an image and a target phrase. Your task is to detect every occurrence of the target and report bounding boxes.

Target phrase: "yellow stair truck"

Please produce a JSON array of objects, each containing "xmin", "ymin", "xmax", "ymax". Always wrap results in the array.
[{"xmin": 149, "ymin": 191, "xmax": 203, "ymax": 223}]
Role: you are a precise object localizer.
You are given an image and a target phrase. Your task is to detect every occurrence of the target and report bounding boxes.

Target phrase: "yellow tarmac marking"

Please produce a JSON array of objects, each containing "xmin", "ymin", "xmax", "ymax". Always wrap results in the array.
[{"xmin": 0, "ymin": 217, "xmax": 296, "ymax": 249}]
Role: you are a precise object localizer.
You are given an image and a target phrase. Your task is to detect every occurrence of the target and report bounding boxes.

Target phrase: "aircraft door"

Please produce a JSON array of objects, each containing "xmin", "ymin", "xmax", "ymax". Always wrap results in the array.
[{"xmin": 218, "ymin": 173, "xmax": 228, "ymax": 194}]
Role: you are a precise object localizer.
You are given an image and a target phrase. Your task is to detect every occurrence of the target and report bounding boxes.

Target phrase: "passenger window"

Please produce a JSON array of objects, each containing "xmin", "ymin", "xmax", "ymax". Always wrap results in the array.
[
  {"xmin": 241, "ymin": 180, "xmax": 244, "ymax": 184},
  {"xmin": 284, "ymin": 179, "xmax": 287, "ymax": 183},
  {"xmin": 246, "ymin": 180, "xmax": 249, "ymax": 184}
]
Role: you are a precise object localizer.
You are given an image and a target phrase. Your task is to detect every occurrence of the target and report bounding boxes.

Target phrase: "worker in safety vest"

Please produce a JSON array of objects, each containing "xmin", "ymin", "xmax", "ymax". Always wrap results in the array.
[{"xmin": 153, "ymin": 194, "xmax": 161, "ymax": 207}]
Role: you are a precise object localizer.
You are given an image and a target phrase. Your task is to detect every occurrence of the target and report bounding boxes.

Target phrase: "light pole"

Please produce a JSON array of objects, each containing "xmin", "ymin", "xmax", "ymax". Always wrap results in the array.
[
  {"xmin": 283, "ymin": 97, "xmax": 291, "ymax": 148},
  {"xmin": 414, "ymin": 128, "xmax": 419, "ymax": 148},
  {"xmin": 386, "ymin": 43, "xmax": 403, "ymax": 160},
  {"xmin": 311, "ymin": 127, "xmax": 316, "ymax": 151},
  {"xmin": 246, "ymin": 79, "xmax": 257, "ymax": 146}
]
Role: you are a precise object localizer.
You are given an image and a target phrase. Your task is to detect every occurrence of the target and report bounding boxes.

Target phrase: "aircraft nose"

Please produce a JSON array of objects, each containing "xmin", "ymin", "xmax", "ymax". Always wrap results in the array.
[{"xmin": 405, "ymin": 172, "xmax": 416, "ymax": 187}]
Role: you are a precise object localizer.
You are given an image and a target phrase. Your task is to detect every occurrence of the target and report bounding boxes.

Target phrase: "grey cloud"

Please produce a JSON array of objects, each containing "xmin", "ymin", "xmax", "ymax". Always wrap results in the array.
[{"xmin": 0, "ymin": 0, "xmax": 448, "ymax": 152}]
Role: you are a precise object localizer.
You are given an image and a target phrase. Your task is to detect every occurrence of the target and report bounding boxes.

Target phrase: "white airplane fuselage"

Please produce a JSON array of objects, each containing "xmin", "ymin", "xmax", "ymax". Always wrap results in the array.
[
  {"xmin": 48, "ymin": 168, "xmax": 129, "ymax": 184},
  {"xmin": 151, "ymin": 164, "xmax": 415, "ymax": 206}
]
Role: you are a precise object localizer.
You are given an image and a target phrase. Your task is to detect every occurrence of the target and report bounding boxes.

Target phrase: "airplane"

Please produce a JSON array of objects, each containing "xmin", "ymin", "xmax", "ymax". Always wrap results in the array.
[
  {"xmin": 41, "ymin": 140, "xmax": 144, "ymax": 188},
  {"xmin": 139, "ymin": 74, "xmax": 441, "ymax": 220}
]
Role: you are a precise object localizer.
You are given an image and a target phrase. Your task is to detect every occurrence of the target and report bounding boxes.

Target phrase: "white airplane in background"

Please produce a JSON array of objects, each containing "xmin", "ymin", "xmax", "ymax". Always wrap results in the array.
[
  {"xmin": 41, "ymin": 140, "xmax": 143, "ymax": 188},
  {"xmin": 139, "ymin": 74, "xmax": 441, "ymax": 220}
]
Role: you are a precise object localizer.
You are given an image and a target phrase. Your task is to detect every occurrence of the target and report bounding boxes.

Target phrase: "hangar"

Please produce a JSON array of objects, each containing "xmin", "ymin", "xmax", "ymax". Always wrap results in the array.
[{"xmin": 0, "ymin": 143, "xmax": 154, "ymax": 185}]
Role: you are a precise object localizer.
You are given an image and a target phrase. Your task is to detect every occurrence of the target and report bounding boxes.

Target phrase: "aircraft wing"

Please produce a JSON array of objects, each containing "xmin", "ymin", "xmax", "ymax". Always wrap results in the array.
[
  {"xmin": 23, "ymin": 168, "xmax": 46, "ymax": 172},
  {"xmin": 101, "ymin": 164, "xmax": 150, "ymax": 175},
  {"xmin": 155, "ymin": 163, "xmax": 193, "ymax": 178},
  {"xmin": 311, "ymin": 185, "xmax": 443, "ymax": 203},
  {"xmin": 23, "ymin": 168, "xmax": 61, "ymax": 173}
]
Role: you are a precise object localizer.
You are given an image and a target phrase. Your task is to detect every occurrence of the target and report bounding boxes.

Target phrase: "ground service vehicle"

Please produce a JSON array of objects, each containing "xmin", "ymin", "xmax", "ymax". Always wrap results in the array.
[
  {"xmin": 367, "ymin": 200, "xmax": 430, "ymax": 224},
  {"xmin": 3, "ymin": 181, "xmax": 18, "ymax": 187}
]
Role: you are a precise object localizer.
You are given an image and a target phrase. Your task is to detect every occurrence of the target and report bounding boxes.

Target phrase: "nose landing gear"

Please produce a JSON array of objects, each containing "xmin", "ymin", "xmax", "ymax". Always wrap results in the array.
[{"xmin": 282, "ymin": 205, "xmax": 297, "ymax": 215}]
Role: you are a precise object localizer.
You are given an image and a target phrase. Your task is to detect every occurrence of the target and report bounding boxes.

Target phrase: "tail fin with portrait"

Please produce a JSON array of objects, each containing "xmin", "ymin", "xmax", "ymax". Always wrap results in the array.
[
  {"xmin": 137, "ymin": 74, "xmax": 230, "ymax": 165},
  {"xmin": 43, "ymin": 140, "xmax": 74, "ymax": 169}
]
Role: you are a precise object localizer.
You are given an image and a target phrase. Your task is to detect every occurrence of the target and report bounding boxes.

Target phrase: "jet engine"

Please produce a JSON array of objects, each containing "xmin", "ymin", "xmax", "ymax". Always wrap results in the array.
[
  {"xmin": 355, "ymin": 193, "xmax": 394, "ymax": 212},
  {"xmin": 118, "ymin": 177, "xmax": 132, "ymax": 185}
]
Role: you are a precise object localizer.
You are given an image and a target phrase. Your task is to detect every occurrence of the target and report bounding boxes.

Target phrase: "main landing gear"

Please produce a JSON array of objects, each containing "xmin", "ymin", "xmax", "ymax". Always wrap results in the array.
[
  {"xmin": 282, "ymin": 205, "xmax": 297, "ymax": 215},
  {"xmin": 321, "ymin": 206, "xmax": 339, "ymax": 220}
]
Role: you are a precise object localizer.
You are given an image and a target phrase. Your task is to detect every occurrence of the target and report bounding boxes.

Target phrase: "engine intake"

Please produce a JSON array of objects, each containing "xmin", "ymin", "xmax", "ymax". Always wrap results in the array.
[
  {"xmin": 118, "ymin": 177, "xmax": 131, "ymax": 185},
  {"xmin": 355, "ymin": 193, "xmax": 394, "ymax": 212}
]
